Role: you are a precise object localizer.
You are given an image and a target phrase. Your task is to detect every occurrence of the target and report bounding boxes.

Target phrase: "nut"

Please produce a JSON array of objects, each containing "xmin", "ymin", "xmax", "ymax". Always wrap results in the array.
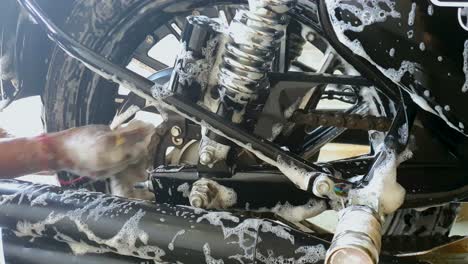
[
  {"xmin": 199, "ymin": 151, "xmax": 213, "ymax": 165},
  {"xmin": 189, "ymin": 182, "xmax": 211, "ymax": 208},
  {"xmin": 190, "ymin": 196, "xmax": 204, "ymax": 208}
]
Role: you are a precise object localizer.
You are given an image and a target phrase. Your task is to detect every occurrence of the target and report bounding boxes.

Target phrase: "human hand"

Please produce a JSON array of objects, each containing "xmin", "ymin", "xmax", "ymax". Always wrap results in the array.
[{"xmin": 55, "ymin": 120, "xmax": 156, "ymax": 178}]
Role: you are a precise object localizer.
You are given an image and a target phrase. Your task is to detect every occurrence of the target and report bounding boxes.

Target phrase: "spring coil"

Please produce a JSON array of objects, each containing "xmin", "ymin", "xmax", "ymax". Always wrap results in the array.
[{"xmin": 218, "ymin": 0, "xmax": 297, "ymax": 118}]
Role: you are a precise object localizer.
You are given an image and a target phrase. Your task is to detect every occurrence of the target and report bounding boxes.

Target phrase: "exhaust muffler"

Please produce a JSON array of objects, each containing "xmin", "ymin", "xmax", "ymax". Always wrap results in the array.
[{"xmin": 0, "ymin": 180, "xmax": 328, "ymax": 263}]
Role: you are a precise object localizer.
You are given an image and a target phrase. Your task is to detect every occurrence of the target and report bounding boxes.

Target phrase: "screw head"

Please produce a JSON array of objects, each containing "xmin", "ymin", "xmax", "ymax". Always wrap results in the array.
[
  {"xmin": 171, "ymin": 126, "xmax": 182, "ymax": 137},
  {"xmin": 145, "ymin": 35, "xmax": 155, "ymax": 44},
  {"xmin": 306, "ymin": 32, "xmax": 315, "ymax": 42}
]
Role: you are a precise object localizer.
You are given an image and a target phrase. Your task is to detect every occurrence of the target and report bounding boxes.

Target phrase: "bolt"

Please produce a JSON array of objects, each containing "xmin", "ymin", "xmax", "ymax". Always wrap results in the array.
[
  {"xmin": 171, "ymin": 126, "xmax": 182, "ymax": 137},
  {"xmin": 313, "ymin": 175, "xmax": 334, "ymax": 198},
  {"xmin": 172, "ymin": 137, "xmax": 184, "ymax": 146},
  {"xmin": 190, "ymin": 196, "xmax": 204, "ymax": 208},
  {"xmin": 316, "ymin": 180, "xmax": 331, "ymax": 195},
  {"xmin": 199, "ymin": 151, "xmax": 213, "ymax": 165},
  {"xmin": 306, "ymin": 32, "xmax": 315, "ymax": 43},
  {"xmin": 189, "ymin": 180, "xmax": 213, "ymax": 208},
  {"xmin": 145, "ymin": 35, "xmax": 155, "ymax": 44},
  {"xmin": 133, "ymin": 180, "xmax": 153, "ymax": 191}
]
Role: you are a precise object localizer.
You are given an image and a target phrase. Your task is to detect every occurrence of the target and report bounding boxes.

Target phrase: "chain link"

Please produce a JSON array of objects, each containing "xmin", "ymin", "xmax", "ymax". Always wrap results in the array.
[{"xmin": 291, "ymin": 110, "xmax": 393, "ymax": 132}]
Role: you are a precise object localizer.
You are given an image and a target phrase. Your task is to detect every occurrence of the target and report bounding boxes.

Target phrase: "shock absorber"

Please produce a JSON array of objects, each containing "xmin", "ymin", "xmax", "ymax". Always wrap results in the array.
[
  {"xmin": 199, "ymin": 0, "xmax": 297, "ymax": 166},
  {"xmin": 217, "ymin": 0, "xmax": 296, "ymax": 123}
]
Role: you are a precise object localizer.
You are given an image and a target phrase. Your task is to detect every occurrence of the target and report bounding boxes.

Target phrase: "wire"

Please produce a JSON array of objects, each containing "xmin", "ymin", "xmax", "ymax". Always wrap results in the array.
[{"xmin": 58, "ymin": 176, "xmax": 87, "ymax": 186}]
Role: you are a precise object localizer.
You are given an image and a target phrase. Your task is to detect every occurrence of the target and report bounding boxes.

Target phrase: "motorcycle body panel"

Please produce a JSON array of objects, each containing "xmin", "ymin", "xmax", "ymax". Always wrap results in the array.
[{"xmin": 318, "ymin": 0, "xmax": 468, "ymax": 135}]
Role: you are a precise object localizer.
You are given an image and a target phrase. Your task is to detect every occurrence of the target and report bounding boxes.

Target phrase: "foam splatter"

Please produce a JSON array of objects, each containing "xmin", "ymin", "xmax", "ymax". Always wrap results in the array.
[
  {"xmin": 427, "ymin": 5, "xmax": 434, "ymax": 16},
  {"xmin": 196, "ymin": 211, "xmax": 295, "ymax": 256},
  {"xmin": 462, "ymin": 40, "xmax": 468, "ymax": 93},
  {"xmin": 348, "ymin": 149, "xmax": 412, "ymax": 214},
  {"xmin": 408, "ymin": 3, "xmax": 416, "ymax": 26},
  {"xmin": 256, "ymin": 244, "xmax": 326, "ymax": 264},
  {"xmin": 255, "ymin": 200, "xmax": 327, "ymax": 223},
  {"xmin": 203, "ymin": 243, "xmax": 224, "ymax": 264},
  {"xmin": 177, "ymin": 182, "xmax": 191, "ymax": 198},
  {"xmin": 7, "ymin": 188, "xmax": 165, "ymax": 260},
  {"xmin": 419, "ymin": 42, "xmax": 425, "ymax": 51},
  {"xmin": 168, "ymin": 229, "xmax": 186, "ymax": 251}
]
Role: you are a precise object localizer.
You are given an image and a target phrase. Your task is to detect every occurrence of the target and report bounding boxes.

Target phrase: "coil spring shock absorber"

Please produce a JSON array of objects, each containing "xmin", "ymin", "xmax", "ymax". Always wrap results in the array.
[
  {"xmin": 199, "ymin": 0, "xmax": 297, "ymax": 165},
  {"xmin": 217, "ymin": 0, "xmax": 297, "ymax": 123}
]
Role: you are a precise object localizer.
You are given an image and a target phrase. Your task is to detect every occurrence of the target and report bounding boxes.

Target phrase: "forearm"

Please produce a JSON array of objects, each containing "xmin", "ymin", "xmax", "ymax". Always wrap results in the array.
[
  {"xmin": 0, "ymin": 133, "xmax": 67, "ymax": 178},
  {"xmin": 0, "ymin": 122, "xmax": 155, "ymax": 179}
]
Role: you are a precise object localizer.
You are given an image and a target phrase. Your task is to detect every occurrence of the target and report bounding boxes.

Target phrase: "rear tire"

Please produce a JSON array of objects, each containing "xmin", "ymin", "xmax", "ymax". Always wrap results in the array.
[
  {"xmin": 44, "ymin": 0, "xmax": 134, "ymax": 192},
  {"xmin": 44, "ymin": 0, "xmax": 175, "ymax": 191}
]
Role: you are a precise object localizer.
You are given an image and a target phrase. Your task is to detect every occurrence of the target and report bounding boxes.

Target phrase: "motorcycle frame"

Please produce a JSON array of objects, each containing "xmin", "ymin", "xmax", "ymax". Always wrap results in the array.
[
  {"xmin": 1, "ymin": 0, "xmax": 467, "ymax": 262},
  {"xmin": 14, "ymin": 0, "xmax": 468, "ymax": 208}
]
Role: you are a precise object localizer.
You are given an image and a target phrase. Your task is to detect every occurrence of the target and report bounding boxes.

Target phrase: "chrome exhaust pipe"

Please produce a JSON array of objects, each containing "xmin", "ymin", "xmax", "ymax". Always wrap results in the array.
[{"xmin": 325, "ymin": 206, "xmax": 382, "ymax": 264}]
